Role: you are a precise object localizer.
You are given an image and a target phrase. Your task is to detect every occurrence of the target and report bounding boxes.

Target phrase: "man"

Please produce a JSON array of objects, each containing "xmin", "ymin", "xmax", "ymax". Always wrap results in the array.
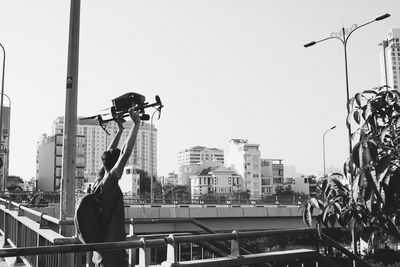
[
  {"xmin": 91, "ymin": 108, "xmax": 140, "ymax": 267},
  {"xmin": 86, "ymin": 184, "xmax": 92, "ymax": 194}
]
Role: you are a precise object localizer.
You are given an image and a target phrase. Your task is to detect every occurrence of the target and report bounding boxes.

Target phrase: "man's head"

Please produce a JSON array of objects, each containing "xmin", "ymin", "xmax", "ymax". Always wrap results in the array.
[{"xmin": 101, "ymin": 148, "xmax": 121, "ymax": 171}]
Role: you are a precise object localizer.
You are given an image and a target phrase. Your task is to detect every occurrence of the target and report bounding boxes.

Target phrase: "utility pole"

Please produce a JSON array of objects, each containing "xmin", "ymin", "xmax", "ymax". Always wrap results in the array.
[
  {"xmin": 0, "ymin": 43, "xmax": 6, "ymax": 191},
  {"xmin": 60, "ymin": 1, "xmax": 80, "ymax": 264}
]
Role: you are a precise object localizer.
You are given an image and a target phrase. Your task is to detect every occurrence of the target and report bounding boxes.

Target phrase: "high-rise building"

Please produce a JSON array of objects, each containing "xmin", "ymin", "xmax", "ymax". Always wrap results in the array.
[
  {"xmin": 0, "ymin": 106, "xmax": 10, "ymax": 190},
  {"xmin": 177, "ymin": 146, "xmax": 224, "ymax": 170},
  {"xmin": 224, "ymin": 139, "xmax": 261, "ymax": 196},
  {"xmin": 41, "ymin": 117, "xmax": 157, "ymax": 187},
  {"xmin": 380, "ymin": 29, "xmax": 400, "ymax": 89},
  {"xmin": 36, "ymin": 133, "xmax": 85, "ymax": 191}
]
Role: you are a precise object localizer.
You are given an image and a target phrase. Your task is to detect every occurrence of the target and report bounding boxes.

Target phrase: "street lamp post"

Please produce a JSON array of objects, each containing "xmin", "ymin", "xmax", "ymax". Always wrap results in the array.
[
  {"xmin": 304, "ymin": 13, "xmax": 390, "ymax": 257},
  {"xmin": 379, "ymin": 40, "xmax": 389, "ymax": 87},
  {"xmin": 0, "ymin": 43, "xmax": 6, "ymax": 191},
  {"xmin": 323, "ymin": 126, "xmax": 336, "ymax": 176},
  {"xmin": 304, "ymin": 13, "xmax": 390, "ymax": 156}
]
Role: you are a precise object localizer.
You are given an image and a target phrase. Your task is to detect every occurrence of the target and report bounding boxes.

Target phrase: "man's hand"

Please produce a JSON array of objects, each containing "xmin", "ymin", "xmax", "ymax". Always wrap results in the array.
[{"xmin": 129, "ymin": 108, "xmax": 141, "ymax": 124}]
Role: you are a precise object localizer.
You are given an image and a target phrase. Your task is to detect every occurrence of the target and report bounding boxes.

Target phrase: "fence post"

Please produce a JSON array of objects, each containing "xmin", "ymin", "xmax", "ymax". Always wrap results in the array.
[
  {"xmin": 230, "ymin": 230, "xmax": 241, "ymax": 258},
  {"xmin": 129, "ymin": 218, "xmax": 136, "ymax": 266},
  {"xmin": 162, "ymin": 234, "xmax": 176, "ymax": 266},
  {"xmin": 2, "ymin": 201, "xmax": 10, "ymax": 247},
  {"xmin": 138, "ymin": 237, "xmax": 150, "ymax": 267}
]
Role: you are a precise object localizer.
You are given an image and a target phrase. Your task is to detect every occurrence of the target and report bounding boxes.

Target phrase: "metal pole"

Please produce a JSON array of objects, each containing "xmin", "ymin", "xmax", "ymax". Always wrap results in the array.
[
  {"xmin": 342, "ymin": 28, "xmax": 352, "ymax": 156},
  {"xmin": 381, "ymin": 40, "xmax": 389, "ymax": 86},
  {"xmin": 323, "ymin": 133, "xmax": 326, "ymax": 176},
  {"xmin": 60, "ymin": 0, "xmax": 80, "ymax": 237},
  {"xmin": 60, "ymin": 1, "xmax": 80, "ymax": 265},
  {"xmin": 323, "ymin": 126, "xmax": 336, "ymax": 176},
  {"xmin": 0, "ymin": 43, "xmax": 5, "ymax": 191}
]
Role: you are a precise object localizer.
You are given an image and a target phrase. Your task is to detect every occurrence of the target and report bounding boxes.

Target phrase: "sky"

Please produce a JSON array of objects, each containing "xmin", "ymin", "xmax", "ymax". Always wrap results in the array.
[{"xmin": 0, "ymin": 0, "xmax": 399, "ymax": 180}]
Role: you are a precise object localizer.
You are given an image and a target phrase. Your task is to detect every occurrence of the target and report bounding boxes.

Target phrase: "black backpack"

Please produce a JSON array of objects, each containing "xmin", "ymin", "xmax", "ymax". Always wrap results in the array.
[
  {"xmin": 74, "ymin": 192, "xmax": 105, "ymax": 243},
  {"xmin": 74, "ymin": 186, "xmax": 117, "ymax": 244}
]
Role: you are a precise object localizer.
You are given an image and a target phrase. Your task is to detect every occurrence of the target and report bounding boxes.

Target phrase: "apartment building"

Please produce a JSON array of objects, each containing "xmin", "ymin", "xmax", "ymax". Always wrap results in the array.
[
  {"xmin": 260, "ymin": 159, "xmax": 284, "ymax": 196},
  {"xmin": 224, "ymin": 139, "xmax": 262, "ymax": 197},
  {"xmin": 177, "ymin": 146, "xmax": 224, "ymax": 170},
  {"xmin": 380, "ymin": 29, "xmax": 400, "ymax": 89},
  {"xmin": 52, "ymin": 116, "xmax": 157, "ymax": 183},
  {"xmin": 0, "ymin": 106, "xmax": 10, "ymax": 190},
  {"xmin": 36, "ymin": 133, "xmax": 85, "ymax": 191}
]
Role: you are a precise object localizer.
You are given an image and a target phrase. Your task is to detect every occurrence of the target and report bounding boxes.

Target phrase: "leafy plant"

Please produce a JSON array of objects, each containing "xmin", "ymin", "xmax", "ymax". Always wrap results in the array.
[{"xmin": 303, "ymin": 86, "xmax": 400, "ymax": 251}]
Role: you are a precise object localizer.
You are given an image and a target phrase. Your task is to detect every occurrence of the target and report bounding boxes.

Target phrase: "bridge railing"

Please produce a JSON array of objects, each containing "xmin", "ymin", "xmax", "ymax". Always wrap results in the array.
[
  {"xmin": 0, "ymin": 191, "xmax": 306, "ymax": 206},
  {"xmin": 0, "ymin": 196, "xmax": 371, "ymax": 266},
  {"xmin": 0, "ymin": 227, "xmax": 371, "ymax": 267},
  {"xmin": 0, "ymin": 197, "xmax": 86, "ymax": 267}
]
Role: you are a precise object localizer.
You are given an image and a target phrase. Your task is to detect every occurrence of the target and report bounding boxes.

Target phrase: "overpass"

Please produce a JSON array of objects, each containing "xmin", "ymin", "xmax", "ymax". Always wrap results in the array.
[{"xmin": 34, "ymin": 204, "xmax": 305, "ymax": 233}]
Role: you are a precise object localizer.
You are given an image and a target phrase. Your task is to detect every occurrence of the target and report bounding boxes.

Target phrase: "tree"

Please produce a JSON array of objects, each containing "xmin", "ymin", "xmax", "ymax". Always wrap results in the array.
[
  {"xmin": 233, "ymin": 189, "xmax": 251, "ymax": 201},
  {"xmin": 276, "ymin": 185, "xmax": 294, "ymax": 195},
  {"xmin": 303, "ymin": 86, "xmax": 400, "ymax": 254}
]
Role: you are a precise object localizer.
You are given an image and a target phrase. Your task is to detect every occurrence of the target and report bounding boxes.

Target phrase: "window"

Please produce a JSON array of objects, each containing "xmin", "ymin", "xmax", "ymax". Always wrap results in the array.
[
  {"xmin": 262, "ymin": 179, "xmax": 270, "ymax": 185},
  {"xmin": 304, "ymin": 178, "xmax": 308, "ymax": 183}
]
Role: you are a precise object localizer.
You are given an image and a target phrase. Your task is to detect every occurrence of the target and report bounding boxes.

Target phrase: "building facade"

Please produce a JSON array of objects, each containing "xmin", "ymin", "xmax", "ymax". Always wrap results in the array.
[
  {"xmin": 178, "ymin": 161, "xmax": 223, "ymax": 186},
  {"xmin": 224, "ymin": 139, "xmax": 262, "ymax": 196},
  {"xmin": 190, "ymin": 165, "xmax": 241, "ymax": 197},
  {"xmin": 177, "ymin": 146, "xmax": 224, "ymax": 170},
  {"xmin": 260, "ymin": 159, "xmax": 284, "ymax": 196},
  {"xmin": 119, "ymin": 166, "xmax": 140, "ymax": 194},
  {"xmin": 291, "ymin": 175, "xmax": 317, "ymax": 196},
  {"xmin": 36, "ymin": 133, "xmax": 85, "ymax": 191},
  {"xmin": 52, "ymin": 117, "xmax": 157, "ymax": 183},
  {"xmin": 0, "ymin": 106, "xmax": 10, "ymax": 190},
  {"xmin": 380, "ymin": 29, "xmax": 400, "ymax": 89}
]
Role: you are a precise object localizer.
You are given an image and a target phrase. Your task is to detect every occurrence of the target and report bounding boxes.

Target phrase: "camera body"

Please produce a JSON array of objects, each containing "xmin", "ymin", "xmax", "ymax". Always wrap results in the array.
[{"xmin": 112, "ymin": 92, "xmax": 146, "ymax": 113}]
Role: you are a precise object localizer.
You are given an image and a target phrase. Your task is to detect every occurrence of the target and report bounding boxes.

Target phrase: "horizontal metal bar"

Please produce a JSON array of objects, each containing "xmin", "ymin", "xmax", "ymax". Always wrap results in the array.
[
  {"xmin": 238, "ymin": 228, "xmax": 316, "ymax": 239},
  {"xmin": 0, "ymin": 198, "xmax": 62, "ymax": 225},
  {"xmin": 174, "ymin": 249, "xmax": 318, "ymax": 267},
  {"xmin": 168, "ymin": 228, "xmax": 316, "ymax": 244},
  {"xmin": 168, "ymin": 233, "xmax": 235, "ymax": 243},
  {"xmin": 0, "ymin": 239, "xmax": 166, "ymax": 258}
]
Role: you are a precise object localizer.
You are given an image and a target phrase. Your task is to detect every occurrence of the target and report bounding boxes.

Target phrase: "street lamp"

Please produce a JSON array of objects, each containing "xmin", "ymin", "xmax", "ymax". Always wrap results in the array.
[
  {"xmin": 323, "ymin": 126, "xmax": 336, "ymax": 176},
  {"xmin": 304, "ymin": 13, "xmax": 390, "ymax": 155},
  {"xmin": 304, "ymin": 14, "xmax": 390, "ymax": 256},
  {"xmin": 0, "ymin": 43, "xmax": 6, "ymax": 191}
]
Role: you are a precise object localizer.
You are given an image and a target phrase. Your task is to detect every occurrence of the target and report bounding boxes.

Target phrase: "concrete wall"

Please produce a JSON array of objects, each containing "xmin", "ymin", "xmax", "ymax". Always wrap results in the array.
[{"xmin": 125, "ymin": 205, "xmax": 302, "ymax": 220}]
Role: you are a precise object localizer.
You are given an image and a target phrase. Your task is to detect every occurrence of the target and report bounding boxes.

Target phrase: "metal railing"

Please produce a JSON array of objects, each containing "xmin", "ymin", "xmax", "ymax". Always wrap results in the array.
[
  {"xmin": 0, "ymin": 197, "xmax": 371, "ymax": 267},
  {"xmin": 0, "ymin": 227, "xmax": 372, "ymax": 266}
]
